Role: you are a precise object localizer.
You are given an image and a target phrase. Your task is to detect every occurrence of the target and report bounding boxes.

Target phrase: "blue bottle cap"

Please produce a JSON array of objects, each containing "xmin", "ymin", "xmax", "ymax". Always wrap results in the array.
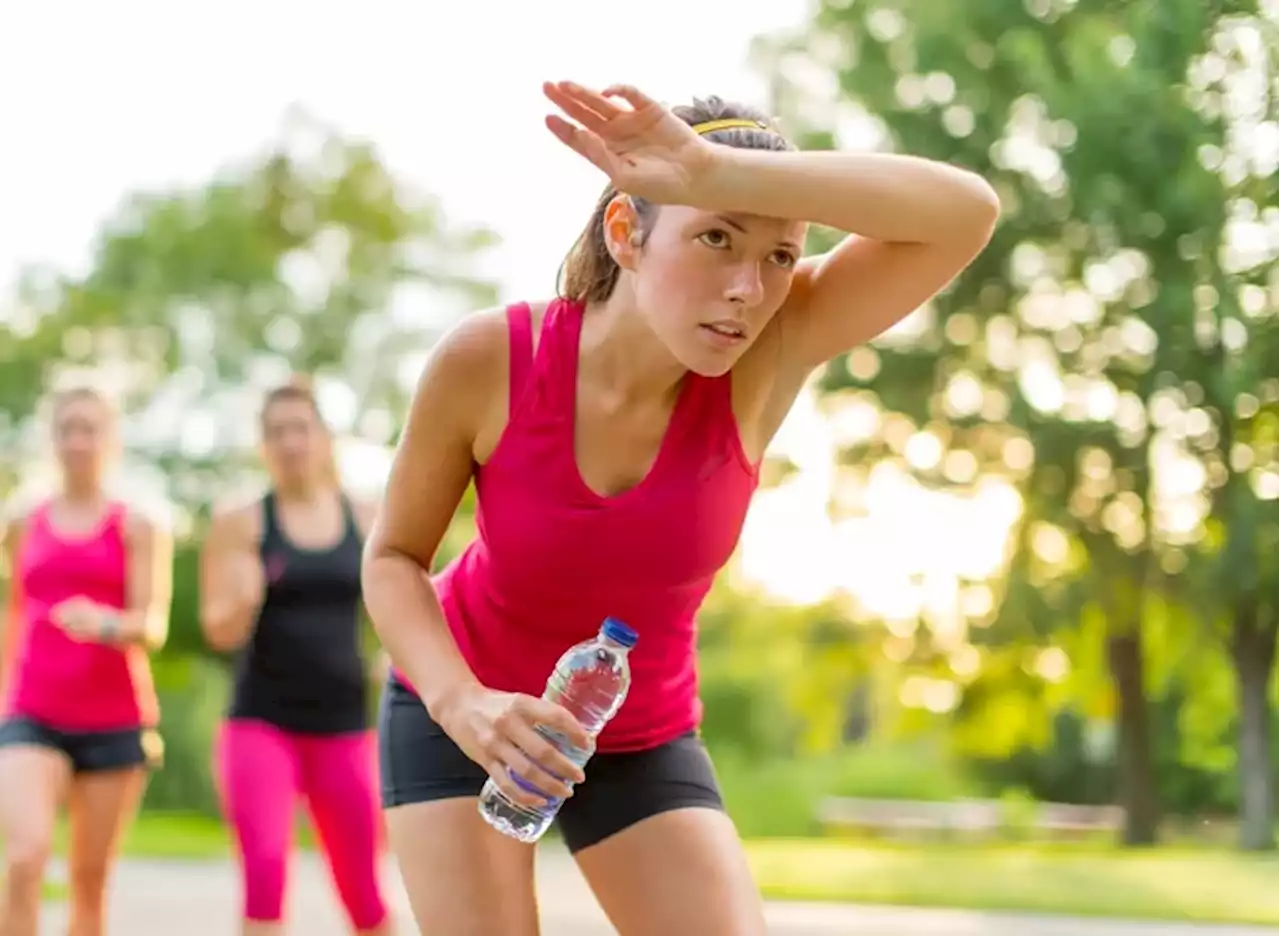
[{"xmin": 601, "ymin": 617, "xmax": 638, "ymax": 648}]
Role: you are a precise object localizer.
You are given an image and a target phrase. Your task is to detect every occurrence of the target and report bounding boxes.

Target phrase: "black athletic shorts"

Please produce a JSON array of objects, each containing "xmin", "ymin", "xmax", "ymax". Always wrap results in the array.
[
  {"xmin": 378, "ymin": 677, "xmax": 725, "ymax": 854},
  {"xmin": 0, "ymin": 716, "xmax": 162, "ymax": 774}
]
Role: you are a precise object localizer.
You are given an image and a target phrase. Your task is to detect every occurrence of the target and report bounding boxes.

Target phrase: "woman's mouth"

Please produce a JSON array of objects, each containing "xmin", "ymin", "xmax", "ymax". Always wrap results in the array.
[{"xmin": 700, "ymin": 320, "xmax": 747, "ymax": 347}]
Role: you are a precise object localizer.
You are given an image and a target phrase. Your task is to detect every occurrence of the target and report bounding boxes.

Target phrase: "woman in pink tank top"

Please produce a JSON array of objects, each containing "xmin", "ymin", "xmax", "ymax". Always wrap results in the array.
[
  {"xmin": 0, "ymin": 387, "xmax": 172, "ymax": 936},
  {"xmin": 366, "ymin": 81, "xmax": 999, "ymax": 934}
]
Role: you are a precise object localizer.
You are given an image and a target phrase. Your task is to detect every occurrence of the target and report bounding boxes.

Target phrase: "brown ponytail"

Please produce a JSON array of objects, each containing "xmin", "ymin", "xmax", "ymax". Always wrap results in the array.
[{"xmin": 556, "ymin": 95, "xmax": 795, "ymax": 305}]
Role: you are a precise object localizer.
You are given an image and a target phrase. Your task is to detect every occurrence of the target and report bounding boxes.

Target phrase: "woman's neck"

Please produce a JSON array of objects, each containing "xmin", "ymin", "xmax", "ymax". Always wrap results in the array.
[
  {"xmin": 581, "ymin": 291, "xmax": 686, "ymax": 405},
  {"xmin": 59, "ymin": 477, "xmax": 104, "ymax": 505},
  {"xmin": 273, "ymin": 479, "xmax": 333, "ymax": 504}
]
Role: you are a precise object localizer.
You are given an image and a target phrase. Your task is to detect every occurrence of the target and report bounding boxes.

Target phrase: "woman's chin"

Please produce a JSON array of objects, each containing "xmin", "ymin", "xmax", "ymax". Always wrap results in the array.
[{"xmin": 679, "ymin": 345, "xmax": 743, "ymax": 379}]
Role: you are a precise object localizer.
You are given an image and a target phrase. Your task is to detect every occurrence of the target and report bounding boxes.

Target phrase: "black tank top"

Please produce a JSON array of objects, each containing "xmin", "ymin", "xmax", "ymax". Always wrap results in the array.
[{"xmin": 228, "ymin": 492, "xmax": 368, "ymax": 733}]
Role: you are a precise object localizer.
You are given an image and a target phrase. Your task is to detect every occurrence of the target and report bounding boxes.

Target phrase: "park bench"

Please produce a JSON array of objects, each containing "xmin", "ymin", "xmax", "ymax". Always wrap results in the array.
[
  {"xmin": 1034, "ymin": 802, "xmax": 1124, "ymax": 836},
  {"xmin": 817, "ymin": 797, "xmax": 1124, "ymax": 840}
]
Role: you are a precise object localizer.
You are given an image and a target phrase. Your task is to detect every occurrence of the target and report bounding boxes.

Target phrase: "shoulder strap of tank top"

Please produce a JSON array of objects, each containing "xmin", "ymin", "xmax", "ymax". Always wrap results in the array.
[
  {"xmin": 540, "ymin": 299, "xmax": 583, "ymax": 403},
  {"xmin": 25, "ymin": 500, "xmax": 51, "ymax": 533},
  {"xmin": 337, "ymin": 490, "xmax": 361, "ymax": 543},
  {"xmin": 260, "ymin": 492, "xmax": 281, "ymax": 553},
  {"xmin": 101, "ymin": 501, "xmax": 129, "ymax": 543},
  {"xmin": 8, "ymin": 503, "xmax": 40, "ymax": 565},
  {"xmin": 506, "ymin": 302, "xmax": 534, "ymax": 413}
]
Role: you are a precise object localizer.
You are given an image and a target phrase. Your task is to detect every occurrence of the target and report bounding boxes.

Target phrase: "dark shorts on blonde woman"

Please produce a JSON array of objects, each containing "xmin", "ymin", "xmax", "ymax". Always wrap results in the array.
[{"xmin": 0, "ymin": 716, "xmax": 163, "ymax": 774}]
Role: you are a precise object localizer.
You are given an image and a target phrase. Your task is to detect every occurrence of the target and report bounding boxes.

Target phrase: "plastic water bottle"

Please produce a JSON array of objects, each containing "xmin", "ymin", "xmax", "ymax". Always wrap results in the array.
[{"xmin": 478, "ymin": 616, "xmax": 638, "ymax": 843}]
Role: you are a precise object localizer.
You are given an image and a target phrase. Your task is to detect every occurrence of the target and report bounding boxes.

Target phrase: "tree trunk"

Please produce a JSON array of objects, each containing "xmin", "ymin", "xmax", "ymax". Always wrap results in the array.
[
  {"xmin": 1108, "ymin": 629, "xmax": 1160, "ymax": 846},
  {"xmin": 1233, "ymin": 606, "xmax": 1278, "ymax": 852}
]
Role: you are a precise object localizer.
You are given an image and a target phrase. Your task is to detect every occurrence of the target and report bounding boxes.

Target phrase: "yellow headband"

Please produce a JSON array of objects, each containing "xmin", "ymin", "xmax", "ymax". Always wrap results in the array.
[{"xmin": 691, "ymin": 118, "xmax": 771, "ymax": 136}]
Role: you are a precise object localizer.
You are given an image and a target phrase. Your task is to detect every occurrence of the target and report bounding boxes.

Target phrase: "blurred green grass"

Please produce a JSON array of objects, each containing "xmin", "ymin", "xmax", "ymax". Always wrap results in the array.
[
  {"xmin": 19, "ymin": 812, "xmax": 1274, "ymax": 924},
  {"xmin": 712, "ymin": 740, "xmax": 979, "ymax": 838},
  {"xmin": 749, "ymin": 839, "xmax": 1278, "ymax": 925}
]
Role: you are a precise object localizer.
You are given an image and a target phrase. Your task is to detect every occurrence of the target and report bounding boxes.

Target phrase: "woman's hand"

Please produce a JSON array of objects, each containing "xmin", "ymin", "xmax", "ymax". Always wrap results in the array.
[
  {"xmin": 542, "ymin": 80, "xmax": 718, "ymax": 205},
  {"xmin": 50, "ymin": 597, "xmax": 115, "ymax": 642},
  {"xmin": 437, "ymin": 684, "xmax": 592, "ymax": 809}
]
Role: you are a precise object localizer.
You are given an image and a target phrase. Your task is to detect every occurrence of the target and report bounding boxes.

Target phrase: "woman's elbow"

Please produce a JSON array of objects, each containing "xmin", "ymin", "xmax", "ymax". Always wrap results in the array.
[
  {"xmin": 199, "ymin": 608, "xmax": 242, "ymax": 653},
  {"xmin": 360, "ymin": 551, "xmax": 394, "ymax": 638},
  {"xmin": 962, "ymin": 174, "xmax": 1002, "ymax": 234},
  {"xmin": 144, "ymin": 619, "xmax": 169, "ymax": 654},
  {"xmin": 361, "ymin": 543, "xmax": 426, "ymax": 639}
]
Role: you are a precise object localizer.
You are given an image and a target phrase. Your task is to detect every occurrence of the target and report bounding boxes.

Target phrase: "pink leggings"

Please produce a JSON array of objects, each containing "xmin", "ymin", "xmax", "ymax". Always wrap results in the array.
[{"xmin": 214, "ymin": 720, "xmax": 389, "ymax": 929}]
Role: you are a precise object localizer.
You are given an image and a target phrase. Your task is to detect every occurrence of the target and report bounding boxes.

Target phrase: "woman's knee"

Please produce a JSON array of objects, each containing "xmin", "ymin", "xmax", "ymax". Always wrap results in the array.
[
  {"xmin": 318, "ymin": 807, "xmax": 389, "ymax": 927},
  {"xmin": 2, "ymin": 834, "xmax": 52, "ymax": 892},
  {"xmin": 336, "ymin": 875, "xmax": 390, "ymax": 933},
  {"xmin": 0, "ymin": 744, "xmax": 66, "ymax": 894},
  {"xmin": 239, "ymin": 847, "xmax": 289, "ymax": 921}
]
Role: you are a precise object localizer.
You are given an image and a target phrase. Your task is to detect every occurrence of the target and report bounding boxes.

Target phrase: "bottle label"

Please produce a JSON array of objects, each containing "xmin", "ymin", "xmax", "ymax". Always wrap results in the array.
[
  {"xmin": 508, "ymin": 770, "xmax": 564, "ymax": 810},
  {"xmin": 536, "ymin": 726, "xmax": 593, "ymax": 767},
  {"xmin": 500, "ymin": 725, "xmax": 596, "ymax": 811}
]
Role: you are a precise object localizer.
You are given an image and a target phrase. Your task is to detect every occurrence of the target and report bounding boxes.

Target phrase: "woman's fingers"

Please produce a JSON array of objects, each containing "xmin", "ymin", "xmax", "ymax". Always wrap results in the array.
[
  {"xmin": 601, "ymin": 84, "xmax": 658, "ymax": 113},
  {"xmin": 542, "ymin": 81, "xmax": 617, "ymax": 130},
  {"xmin": 544, "ymin": 116, "xmax": 615, "ymax": 174},
  {"xmin": 488, "ymin": 758, "xmax": 548, "ymax": 809},
  {"xmin": 507, "ymin": 720, "xmax": 585, "ymax": 786},
  {"xmin": 490, "ymin": 739, "xmax": 571, "ymax": 804}
]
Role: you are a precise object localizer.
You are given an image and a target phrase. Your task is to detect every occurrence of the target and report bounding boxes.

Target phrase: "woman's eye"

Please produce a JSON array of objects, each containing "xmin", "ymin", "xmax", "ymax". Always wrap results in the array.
[
  {"xmin": 772, "ymin": 251, "xmax": 798, "ymax": 269},
  {"xmin": 697, "ymin": 230, "xmax": 731, "ymax": 249}
]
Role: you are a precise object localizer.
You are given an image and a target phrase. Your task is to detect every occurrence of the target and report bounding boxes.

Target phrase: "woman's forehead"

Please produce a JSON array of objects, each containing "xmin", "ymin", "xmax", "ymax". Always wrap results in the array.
[
  {"xmin": 264, "ymin": 397, "xmax": 316, "ymax": 421},
  {"xmin": 56, "ymin": 397, "xmax": 108, "ymax": 423},
  {"xmin": 664, "ymin": 206, "xmax": 806, "ymax": 242}
]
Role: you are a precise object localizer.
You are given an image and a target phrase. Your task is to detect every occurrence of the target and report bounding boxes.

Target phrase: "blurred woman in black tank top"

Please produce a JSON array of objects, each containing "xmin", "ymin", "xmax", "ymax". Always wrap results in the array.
[{"xmin": 199, "ymin": 378, "xmax": 391, "ymax": 936}]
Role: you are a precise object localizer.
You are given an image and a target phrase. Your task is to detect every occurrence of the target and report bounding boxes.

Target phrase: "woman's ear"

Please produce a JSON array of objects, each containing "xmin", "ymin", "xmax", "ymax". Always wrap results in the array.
[{"xmin": 603, "ymin": 196, "xmax": 642, "ymax": 271}]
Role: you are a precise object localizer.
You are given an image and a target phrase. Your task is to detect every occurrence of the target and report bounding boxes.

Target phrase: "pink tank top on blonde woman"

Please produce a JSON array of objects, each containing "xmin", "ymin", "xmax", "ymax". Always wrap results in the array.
[
  {"xmin": 399, "ymin": 300, "xmax": 760, "ymax": 753},
  {"xmin": 2, "ymin": 501, "xmax": 157, "ymax": 731}
]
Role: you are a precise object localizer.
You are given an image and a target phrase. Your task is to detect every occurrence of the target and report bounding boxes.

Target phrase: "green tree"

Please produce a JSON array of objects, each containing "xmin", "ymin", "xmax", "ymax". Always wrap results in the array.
[
  {"xmin": 759, "ymin": 0, "xmax": 1278, "ymax": 846},
  {"xmin": 2, "ymin": 110, "xmax": 499, "ymax": 654},
  {"xmin": 0, "ymin": 114, "xmax": 500, "ymax": 812}
]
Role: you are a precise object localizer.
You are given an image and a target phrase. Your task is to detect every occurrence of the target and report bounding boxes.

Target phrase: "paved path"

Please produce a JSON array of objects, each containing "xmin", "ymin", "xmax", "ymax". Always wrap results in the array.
[{"xmin": 42, "ymin": 847, "xmax": 1270, "ymax": 935}]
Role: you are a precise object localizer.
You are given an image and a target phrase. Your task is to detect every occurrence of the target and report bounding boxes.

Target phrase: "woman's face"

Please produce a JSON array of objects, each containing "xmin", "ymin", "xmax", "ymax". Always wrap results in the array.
[
  {"xmin": 53, "ymin": 394, "xmax": 113, "ymax": 482},
  {"xmin": 261, "ymin": 396, "xmax": 330, "ymax": 486},
  {"xmin": 624, "ymin": 203, "xmax": 807, "ymax": 376}
]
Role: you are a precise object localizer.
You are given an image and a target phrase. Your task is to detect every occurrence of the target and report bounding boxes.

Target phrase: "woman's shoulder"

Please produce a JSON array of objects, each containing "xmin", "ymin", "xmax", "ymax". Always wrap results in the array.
[
  {"xmin": 408, "ymin": 299, "xmax": 557, "ymax": 463},
  {"xmin": 0, "ymin": 495, "xmax": 40, "ymax": 550},
  {"xmin": 419, "ymin": 299, "xmax": 557, "ymax": 407},
  {"xmin": 437, "ymin": 300, "xmax": 554, "ymax": 364},
  {"xmin": 115, "ymin": 498, "xmax": 175, "ymax": 545},
  {"xmin": 341, "ymin": 491, "xmax": 378, "ymax": 538},
  {"xmin": 205, "ymin": 494, "xmax": 265, "ymax": 548}
]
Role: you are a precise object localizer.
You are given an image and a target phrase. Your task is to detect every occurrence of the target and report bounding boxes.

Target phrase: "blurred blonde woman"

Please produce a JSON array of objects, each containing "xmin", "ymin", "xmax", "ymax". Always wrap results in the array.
[{"xmin": 0, "ymin": 386, "xmax": 172, "ymax": 936}]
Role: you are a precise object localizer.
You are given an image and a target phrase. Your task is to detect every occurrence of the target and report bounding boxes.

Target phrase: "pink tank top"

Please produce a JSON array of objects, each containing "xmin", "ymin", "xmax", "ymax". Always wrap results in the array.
[
  {"xmin": 403, "ymin": 299, "xmax": 759, "ymax": 752},
  {"xmin": 2, "ymin": 501, "xmax": 157, "ymax": 731}
]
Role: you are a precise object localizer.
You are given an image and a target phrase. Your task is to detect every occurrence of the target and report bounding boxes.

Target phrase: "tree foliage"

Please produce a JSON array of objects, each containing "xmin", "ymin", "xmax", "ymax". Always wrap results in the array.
[{"xmin": 759, "ymin": 0, "xmax": 1278, "ymax": 846}]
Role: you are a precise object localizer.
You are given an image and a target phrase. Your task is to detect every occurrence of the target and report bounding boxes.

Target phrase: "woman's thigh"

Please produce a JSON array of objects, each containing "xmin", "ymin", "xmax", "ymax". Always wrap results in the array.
[
  {"xmin": 296, "ymin": 731, "xmax": 389, "ymax": 930},
  {"xmin": 214, "ymin": 720, "xmax": 301, "ymax": 869},
  {"xmin": 379, "ymin": 677, "xmax": 540, "ymax": 936},
  {"xmin": 66, "ymin": 765, "xmax": 148, "ymax": 887},
  {"xmin": 387, "ymin": 799, "xmax": 538, "ymax": 936},
  {"xmin": 0, "ymin": 720, "xmax": 71, "ymax": 868},
  {"xmin": 575, "ymin": 808, "xmax": 764, "ymax": 936},
  {"xmin": 564, "ymin": 735, "xmax": 765, "ymax": 936}
]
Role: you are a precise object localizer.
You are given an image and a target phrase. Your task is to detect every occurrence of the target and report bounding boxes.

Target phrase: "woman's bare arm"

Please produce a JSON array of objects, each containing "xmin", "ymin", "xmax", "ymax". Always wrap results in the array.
[
  {"xmin": 109, "ymin": 510, "xmax": 174, "ymax": 651},
  {"xmin": 349, "ymin": 495, "xmax": 393, "ymax": 682},
  {"xmin": 362, "ymin": 309, "xmax": 507, "ymax": 721},
  {"xmin": 199, "ymin": 502, "xmax": 263, "ymax": 652},
  {"xmin": 0, "ymin": 507, "xmax": 22, "ymax": 695}
]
